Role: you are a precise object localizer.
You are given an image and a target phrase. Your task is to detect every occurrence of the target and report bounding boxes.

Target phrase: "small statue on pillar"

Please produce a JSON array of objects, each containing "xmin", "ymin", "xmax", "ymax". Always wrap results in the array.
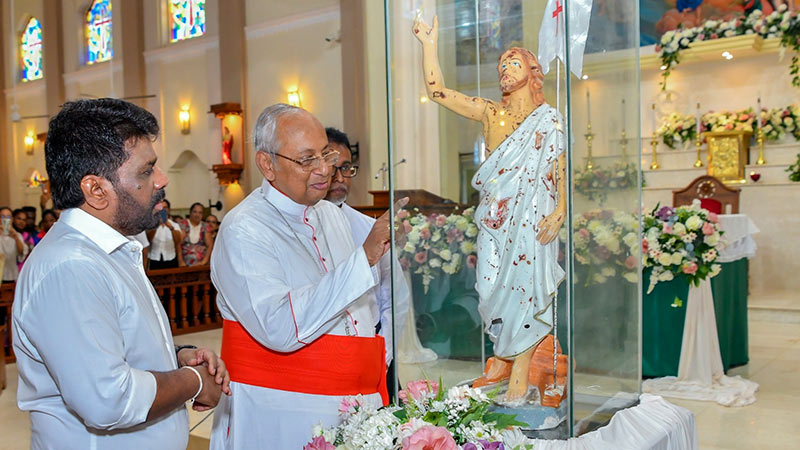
[{"xmin": 222, "ymin": 126, "xmax": 234, "ymax": 165}]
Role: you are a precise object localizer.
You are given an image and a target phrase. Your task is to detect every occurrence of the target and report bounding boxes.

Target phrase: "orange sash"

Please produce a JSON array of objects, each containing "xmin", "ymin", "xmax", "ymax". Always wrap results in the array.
[{"xmin": 221, "ymin": 320, "xmax": 388, "ymax": 405}]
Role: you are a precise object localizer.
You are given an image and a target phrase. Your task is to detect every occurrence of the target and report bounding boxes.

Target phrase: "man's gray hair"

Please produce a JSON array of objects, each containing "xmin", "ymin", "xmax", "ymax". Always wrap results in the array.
[{"xmin": 253, "ymin": 103, "xmax": 305, "ymax": 157}]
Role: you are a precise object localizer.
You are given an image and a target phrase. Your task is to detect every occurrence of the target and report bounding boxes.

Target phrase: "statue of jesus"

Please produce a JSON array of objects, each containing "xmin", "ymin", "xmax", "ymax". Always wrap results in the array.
[{"xmin": 414, "ymin": 15, "xmax": 567, "ymax": 403}]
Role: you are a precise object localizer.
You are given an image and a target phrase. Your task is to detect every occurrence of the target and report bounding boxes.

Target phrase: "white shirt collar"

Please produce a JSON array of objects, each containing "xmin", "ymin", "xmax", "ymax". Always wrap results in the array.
[
  {"xmin": 60, "ymin": 208, "xmax": 132, "ymax": 254},
  {"xmin": 261, "ymin": 179, "xmax": 307, "ymax": 218}
]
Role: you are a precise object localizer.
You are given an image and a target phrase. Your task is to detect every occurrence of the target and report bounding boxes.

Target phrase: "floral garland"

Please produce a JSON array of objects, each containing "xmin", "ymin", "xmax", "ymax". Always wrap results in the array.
[
  {"xmin": 572, "ymin": 209, "xmax": 640, "ymax": 286},
  {"xmin": 788, "ymin": 153, "xmax": 800, "ymax": 182},
  {"xmin": 643, "ymin": 200, "xmax": 723, "ymax": 294},
  {"xmin": 305, "ymin": 380, "xmax": 534, "ymax": 450},
  {"xmin": 574, "ymin": 162, "xmax": 637, "ymax": 201},
  {"xmin": 760, "ymin": 105, "xmax": 800, "ymax": 141},
  {"xmin": 396, "ymin": 208, "xmax": 479, "ymax": 292},
  {"xmin": 701, "ymin": 108, "xmax": 756, "ymax": 134},
  {"xmin": 657, "ymin": 6, "xmax": 797, "ymax": 90}
]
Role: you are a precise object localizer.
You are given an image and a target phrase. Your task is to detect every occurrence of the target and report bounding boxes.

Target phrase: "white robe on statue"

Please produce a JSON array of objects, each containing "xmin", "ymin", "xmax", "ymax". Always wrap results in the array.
[
  {"xmin": 209, "ymin": 180, "xmax": 383, "ymax": 450},
  {"xmin": 472, "ymin": 103, "xmax": 566, "ymax": 358}
]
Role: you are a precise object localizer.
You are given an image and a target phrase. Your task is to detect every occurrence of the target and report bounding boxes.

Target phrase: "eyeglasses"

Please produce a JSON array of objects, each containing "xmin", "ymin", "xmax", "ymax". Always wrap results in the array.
[
  {"xmin": 333, "ymin": 163, "xmax": 359, "ymax": 178},
  {"xmin": 275, "ymin": 150, "xmax": 339, "ymax": 171}
]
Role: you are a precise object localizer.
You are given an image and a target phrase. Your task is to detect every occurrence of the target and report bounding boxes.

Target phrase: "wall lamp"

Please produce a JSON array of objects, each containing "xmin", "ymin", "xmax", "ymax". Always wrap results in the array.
[
  {"xmin": 287, "ymin": 89, "xmax": 301, "ymax": 107},
  {"xmin": 179, "ymin": 105, "xmax": 191, "ymax": 134},
  {"xmin": 24, "ymin": 131, "xmax": 35, "ymax": 155}
]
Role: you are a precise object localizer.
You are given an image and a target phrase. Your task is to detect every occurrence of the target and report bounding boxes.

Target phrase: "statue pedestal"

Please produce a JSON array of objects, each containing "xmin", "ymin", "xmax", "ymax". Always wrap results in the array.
[{"xmin": 490, "ymin": 390, "xmax": 568, "ymax": 430}]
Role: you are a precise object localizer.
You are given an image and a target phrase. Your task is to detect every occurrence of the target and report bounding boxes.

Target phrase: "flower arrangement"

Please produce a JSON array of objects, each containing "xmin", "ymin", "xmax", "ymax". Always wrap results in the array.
[
  {"xmin": 656, "ymin": 6, "xmax": 799, "ymax": 90},
  {"xmin": 788, "ymin": 153, "xmax": 800, "ymax": 182},
  {"xmin": 574, "ymin": 162, "xmax": 637, "ymax": 201},
  {"xmin": 642, "ymin": 200, "xmax": 724, "ymax": 294},
  {"xmin": 305, "ymin": 380, "xmax": 534, "ymax": 450},
  {"xmin": 656, "ymin": 112, "xmax": 697, "ymax": 149},
  {"xmin": 572, "ymin": 209, "xmax": 640, "ymax": 286},
  {"xmin": 760, "ymin": 105, "xmax": 800, "ymax": 141},
  {"xmin": 701, "ymin": 108, "xmax": 756, "ymax": 134},
  {"xmin": 396, "ymin": 208, "xmax": 479, "ymax": 292}
]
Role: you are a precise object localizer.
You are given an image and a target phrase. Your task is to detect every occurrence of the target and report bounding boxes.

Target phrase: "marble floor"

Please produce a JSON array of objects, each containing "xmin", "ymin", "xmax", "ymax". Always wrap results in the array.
[{"xmin": 1, "ymin": 318, "xmax": 798, "ymax": 449}]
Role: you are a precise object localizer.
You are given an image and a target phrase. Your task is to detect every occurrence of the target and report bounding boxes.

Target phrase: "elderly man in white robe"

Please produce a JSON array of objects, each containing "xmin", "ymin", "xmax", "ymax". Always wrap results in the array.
[{"xmin": 210, "ymin": 104, "xmax": 407, "ymax": 449}]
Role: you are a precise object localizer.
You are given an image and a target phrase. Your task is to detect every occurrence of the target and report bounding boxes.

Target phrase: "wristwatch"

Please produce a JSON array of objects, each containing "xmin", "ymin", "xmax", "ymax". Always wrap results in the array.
[{"xmin": 175, "ymin": 344, "xmax": 197, "ymax": 364}]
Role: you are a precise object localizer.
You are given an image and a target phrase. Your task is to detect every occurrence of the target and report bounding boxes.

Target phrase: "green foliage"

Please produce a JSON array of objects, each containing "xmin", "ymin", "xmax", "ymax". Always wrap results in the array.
[{"xmin": 788, "ymin": 153, "xmax": 800, "ymax": 182}]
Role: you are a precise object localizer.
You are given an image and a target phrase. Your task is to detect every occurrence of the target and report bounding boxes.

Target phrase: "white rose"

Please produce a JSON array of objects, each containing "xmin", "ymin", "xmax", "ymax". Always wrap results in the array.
[
  {"xmin": 686, "ymin": 215, "xmax": 703, "ymax": 231},
  {"xmin": 670, "ymin": 252, "xmax": 684, "ymax": 265},
  {"xmin": 439, "ymin": 249, "xmax": 452, "ymax": 261},
  {"xmin": 704, "ymin": 232, "xmax": 720, "ymax": 246},
  {"xmin": 658, "ymin": 253, "xmax": 673, "ymax": 266},
  {"xmin": 624, "ymin": 272, "xmax": 639, "ymax": 283},
  {"xmin": 680, "ymin": 37, "xmax": 689, "ymax": 46},
  {"xmin": 659, "ymin": 270, "xmax": 675, "ymax": 282},
  {"xmin": 429, "ymin": 258, "xmax": 442, "ymax": 268},
  {"xmin": 710, "ymin": 263, "xmax": 722, "ymax": 277},
  {"xmin": 403, "ymin": 242, "xmax": 416, "ymax": 253},
  {"xmin": 672, "ymin": 222, "xmax": 687, "ymax": 235}
]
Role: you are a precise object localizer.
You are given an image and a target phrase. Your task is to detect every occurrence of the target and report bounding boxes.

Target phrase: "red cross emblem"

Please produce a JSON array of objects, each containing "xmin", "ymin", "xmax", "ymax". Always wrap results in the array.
[{"xmin": 552, "ymin": 0, "xmax": 564, "ymax": 36}]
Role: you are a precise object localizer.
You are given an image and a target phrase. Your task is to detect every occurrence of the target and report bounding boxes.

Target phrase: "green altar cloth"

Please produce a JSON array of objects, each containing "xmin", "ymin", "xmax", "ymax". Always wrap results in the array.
[{"xmin": 642, "ymin": 259, "xmax": 749, "ymax": 377}]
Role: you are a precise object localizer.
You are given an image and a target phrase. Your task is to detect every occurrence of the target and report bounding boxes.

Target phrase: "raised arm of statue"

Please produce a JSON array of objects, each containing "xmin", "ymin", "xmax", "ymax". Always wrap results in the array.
[
  {"xmin": 413, "ymin": 14, "xmax": 488, "ymax": 122},
  {"xmin": 536, "ymin": 152, "xmax": 567, "ymax": 244}
]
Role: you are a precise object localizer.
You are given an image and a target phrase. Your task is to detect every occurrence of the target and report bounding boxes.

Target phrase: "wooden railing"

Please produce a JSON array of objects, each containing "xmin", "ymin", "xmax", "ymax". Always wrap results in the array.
[{"xmin": 1, "ymin": 266, "xmax": 222, "ymax": 364}]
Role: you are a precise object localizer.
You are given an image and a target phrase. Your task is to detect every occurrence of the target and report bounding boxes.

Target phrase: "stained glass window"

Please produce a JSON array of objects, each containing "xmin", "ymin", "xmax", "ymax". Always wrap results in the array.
[
  {"xmin": 169, "ymin": 0, "xmax": 206, "ymax": 42},
  {"xmin": 21, "ymin": 17, "xmax": 43, "ymax": 82},
  {"xmin": 86, "ymin": 0, "xmax": 113, "ymax": 65}
]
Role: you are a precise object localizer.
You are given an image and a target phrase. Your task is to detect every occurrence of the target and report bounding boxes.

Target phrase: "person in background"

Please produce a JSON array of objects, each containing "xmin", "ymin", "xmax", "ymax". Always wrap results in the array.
[
  {"xmin": 36, "ymin": 209, "xmax": 58, "ymax": 241},
  {"xmin": 0, "ymin": 207, "xmax": 26, "ymax": 283},
  {"xmin": 204, "ymin": 214, "xmax": 220, "ymax": 242},
  {"xmin": 324, "ymin": 127, "xmax": 409, "ymax": 402},
  {"xmin": 146, "ymin": 199, "xmax": 182, "ymax": 269},
  {"xmin": 178, "ymin": 202, "xmax": 213, "ymax": 267},
  {"xmin": 12, "ymin": 209, "xmax": 35, "ymax": 269}
]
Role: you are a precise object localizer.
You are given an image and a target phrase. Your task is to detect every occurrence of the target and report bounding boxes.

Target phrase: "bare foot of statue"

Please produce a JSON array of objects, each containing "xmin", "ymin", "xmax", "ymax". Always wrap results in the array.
[
  {"xmin": 504, "ymin": 345, "xmax": 535, "ymax": 402},
  {"xmin": 473, "ymin": 357, "xmax": 512, "ymax": 388}
]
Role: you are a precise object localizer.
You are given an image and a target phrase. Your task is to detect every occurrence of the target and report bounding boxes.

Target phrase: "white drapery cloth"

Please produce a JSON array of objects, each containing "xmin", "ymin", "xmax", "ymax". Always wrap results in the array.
[
  {"xmin": 531, "ymin": 394, "xmax": 698, "ymax": 450},
  {"xmin": 397, "ymin": 271, "xmax": 438, "ymax": 364},
  {"xmin": 716, "ymin": 214, "xmax": 759, "ymax": 263},
  {"xmin": 642, "ymin": 280, "xmax": 759, "ymax": 406}
]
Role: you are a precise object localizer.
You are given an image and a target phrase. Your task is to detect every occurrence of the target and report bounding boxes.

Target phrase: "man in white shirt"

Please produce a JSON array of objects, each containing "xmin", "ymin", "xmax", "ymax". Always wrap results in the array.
[
  {"xmin": 209, "ymin": 104, "xmax": 406, "ymax": 449},
  {"xmin": 324, "ymin": 127, "xmax": 409, "ymax": 398},
  {"xmin": 13, "ymin": 98, "xmax": 231, "ymax": 450},
  {"xmin": 146, "ymin": 199, "xmax": 182, "ymax": 269}
]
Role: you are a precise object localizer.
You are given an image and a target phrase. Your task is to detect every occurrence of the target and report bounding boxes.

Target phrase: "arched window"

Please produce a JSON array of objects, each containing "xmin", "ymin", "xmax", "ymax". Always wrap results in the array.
[
  {"xmin": 86, "ymin": 0, "xmax": 113, "ymax": 64},
  {"xmin": 169, "ymin": 0, "xmax": 205, "ymax": 42},
  {"xmin": 21, "ymin": 17, "xmax": 43, "ymax": 82}
]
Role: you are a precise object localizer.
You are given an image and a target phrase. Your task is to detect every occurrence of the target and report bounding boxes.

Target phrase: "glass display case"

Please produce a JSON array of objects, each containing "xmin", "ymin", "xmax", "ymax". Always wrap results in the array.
[{"xmin": 386, "ymin": 0, "xmax": 643, "ymax": 438}]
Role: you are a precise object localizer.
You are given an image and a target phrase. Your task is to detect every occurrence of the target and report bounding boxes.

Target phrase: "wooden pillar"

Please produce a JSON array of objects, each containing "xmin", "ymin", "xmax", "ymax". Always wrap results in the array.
[
  {"xmin": 339, "ymin": 0, "xmax": 370, "ymax": 205},
  {"xmin": 117, "ymin": 0, "xmax": 146, "ymax": 104},
  {"xmin": 41, "ymin": 0, "xmax": 64, "ymax": 117}
]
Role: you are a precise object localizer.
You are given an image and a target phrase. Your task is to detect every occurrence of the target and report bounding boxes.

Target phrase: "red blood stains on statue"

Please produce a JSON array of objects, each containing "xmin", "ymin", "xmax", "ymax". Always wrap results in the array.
[
  {"xmin": 498, "ymin": 167, "xmax": 508, "ymax": 175},
  {"xmin": 428, "ymin": 80, "xmax": 436, "ymax": 85},
  {"xmin": 518, "ymin": 254, "xmax": 527, "ymax": 262},
  {"xmin": 433, "ymin": 91, "xmax": 446, "ymax": 99},
  {"xmin": 535, "ymin": 131, "xmax": 544, "ymax": 149},
  {"xmin": 414, "ymin": 28, "xmax": 419, "ymax": 34}
]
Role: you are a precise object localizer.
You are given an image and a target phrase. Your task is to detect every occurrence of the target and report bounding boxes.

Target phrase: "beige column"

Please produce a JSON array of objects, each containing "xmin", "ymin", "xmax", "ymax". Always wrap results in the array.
[
  {"xmin": 217, "ymin": 0, "xmax": 246, "ymax": 105},
  {"xmin": 117, "ymin": 0, "xmax": 146, "ymax": 105},
  {"xmin": 0, "ymin": 7, "xmax": 8, "ymax": 206},
  {"xmin": 41, "ymin": 0, "xmax": 64, "ymax": 117},
  {"xmin": 339, "ymin": 0, "xmax": 370, "ymax": 205}
]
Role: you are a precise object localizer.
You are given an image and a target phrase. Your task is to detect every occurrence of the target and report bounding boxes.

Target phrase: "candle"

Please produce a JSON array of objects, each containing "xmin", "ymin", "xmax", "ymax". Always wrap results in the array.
[
  {"xmin": 696, "ymin": 102, "xmax": 701, "ymax": 136},
  {"xmin": 621, "ymin": 98, "xmax": 626, "ymax": 132},
  {"xmin": 757, "ymin": 94, "xmax": 762, "ymax": 129},
  {"xmin": 586, "ymin": 90, "xmax": 591, "ymax": 125},
  {"xmin": 651, "ymin": 103, "xmax": 656, "ymax": 135}
]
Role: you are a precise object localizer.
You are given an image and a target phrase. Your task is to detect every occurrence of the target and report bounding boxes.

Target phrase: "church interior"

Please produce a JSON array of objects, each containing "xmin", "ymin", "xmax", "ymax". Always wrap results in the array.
[{"xmin": 1, "ymin": 0, "xmax": 799, "ymax": 449}]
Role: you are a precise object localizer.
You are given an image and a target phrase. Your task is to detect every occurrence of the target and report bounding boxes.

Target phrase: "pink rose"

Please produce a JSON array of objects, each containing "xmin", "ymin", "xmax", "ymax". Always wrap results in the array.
[
  {"xmin": 682, "ymin": 262, "xmax": 698, "ymax": 275},
  {"xmin": 414, "ymin": 251, "xmax": 428, "ymax": 264},
  {"xmin": 402, "ymin": 425, "xmax": 458, "ymax": 450},
  {"xmin": 702, "ymin": 222, "xmax": 714, "ymax": 236},
  {"xmin": 399, "ymin": 380, "xmax": 439, "ymax": 404},
  {"xmin": 435, "ymin": 215, "xmax": 447, "ymax": 227},
  {"xmin": 338, "ymin": 396, "xmax": 361, "ymax": 414},
  {"xmin": 707, "ymin": 212, "xmax": 719, "ymax": 223},
  {"xmin": 696, "ymin": 33, "xmax": 705, "ymax": 41},
  {"xmin": 304, "ymin": 436, "xmax": 336, "ymax": 450},
  {"xmin": 663, "ymin": 224, "xmax": 673, "ymax": 235},
  {"xmin": 466, "ymin": 254, "xmax": 477, "ymax": 269},
  {"xmin": 642, "ymin": 238, "xmax": 649, "ymax": 253},
  {"xmin": 710, "ymin": 33, "xmax": 719, "ymax": 39},
  {"xmin": 397, "ymin": 209, "xmax": 410, "ymax": 219},
  {"xmin": 625, "ymin": 255, "xmax": 638, "ymax": 269},
  {"xmin": 420, "ymin": 227, "xmax": 431, "ymax": 240},
  {"xmin": 578, "ymin": 228, "xmax": 590, "ymax": 239}
]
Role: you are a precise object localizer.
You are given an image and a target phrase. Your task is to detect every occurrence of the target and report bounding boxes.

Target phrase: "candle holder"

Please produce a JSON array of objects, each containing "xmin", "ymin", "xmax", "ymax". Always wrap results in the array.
[
  {"xmin": 756, "ymin": 127, "xmax": 766, "ymax": 165},
  {"xmin": 693, "ymin": 135, "xmax": 704, "ymax": 168},
  {"xmin": 650, "ymin": 134, "xmax": 660, "ymax": 170},
  {"xmin": 585, "ymin": 122, "xmax": 595, "ymax": 170},
  {"xmin": 621, "ymin": 129, "xmax": 628, "ymax": 159}
]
